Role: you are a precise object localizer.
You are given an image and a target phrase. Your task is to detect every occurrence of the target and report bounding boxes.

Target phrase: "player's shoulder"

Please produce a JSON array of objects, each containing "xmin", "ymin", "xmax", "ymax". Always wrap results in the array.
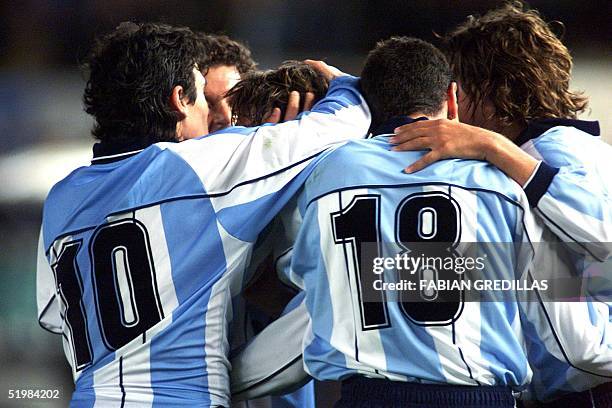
[
  {"xmin": 521, "ymin": 120, "xmax": 607, "ymax": 162},
  {"xmin": 304, "ymin": 136, "xmax": 391, "ymax": 183}
]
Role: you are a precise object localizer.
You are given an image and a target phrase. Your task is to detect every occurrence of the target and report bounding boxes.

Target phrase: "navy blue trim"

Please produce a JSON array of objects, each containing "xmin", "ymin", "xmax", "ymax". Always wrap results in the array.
[
  {"xmin": 371, "ymin": 116, "xmax": 427, "ymax": 137},
  {"xmin": 515, "ymin": 118, "xmax": 600, "ymax": 147},
  {"xmin": 46, "ymin": 149, "xmax": 325, "ymax": 254},
  {"xmin": 93, "ymin": 139, "xmax": 157, "ymax": 160},
  {"xmin": 307, "ymin": 182, "xmax": 524, "ymax": 211},
  {"xmin": 523, "ymin": 162, "xmax": 559, "ymax": 207},
  {"xmin": 119, "ymin": 356, "xmax": 126, "ymax": 407},
  {"xmin": 92, "ymin": 151, "xmax": 141, "ymax": 165}
]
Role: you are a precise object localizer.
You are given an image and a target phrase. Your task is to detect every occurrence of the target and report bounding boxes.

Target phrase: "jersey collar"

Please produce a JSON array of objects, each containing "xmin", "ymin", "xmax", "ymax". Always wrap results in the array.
[
  {"xmin": 371, "ymin": 116, "xmax": 428, "ymax": 137},
  {"xmin": 515, "ymin": 118, "xmax": 600, "ymax": 147},
  {"xmin": 91, "ymin": 140, "xmax": 151, "ymax": 164}
]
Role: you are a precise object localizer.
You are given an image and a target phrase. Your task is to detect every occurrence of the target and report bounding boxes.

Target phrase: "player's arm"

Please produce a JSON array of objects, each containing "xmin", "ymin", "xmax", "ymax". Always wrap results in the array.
[
  {"xmin": 516, "ymin": 201, "xmax": 612, "ymax": 377},
  {"xmin": 520, "ymin": 298, "xmax": 612, "ymax": 378},
  {"xmin": 166, "ymin": 61, "xmax": 369, "ymax": 241},
  {"xmin": 230, "ymin": 298, "xmax": 311, "ymax": 401},
  {"xmin": 221, "ymin": 70, "xmax": 369, "ymax": 187},
  {"xmin": 391, "ymin": 120, "xmax": 612, "ymax": 260},
  {"xmin": 36, "ymin": 227, "xmax": 62, "ymax": 334},
  {"xmin": 521, "ymin": 134, "xmax": 612, "ymax": 261},
  {"xmin": 391, "ymin": 119, "xmax": 538, "ymax": 184}
]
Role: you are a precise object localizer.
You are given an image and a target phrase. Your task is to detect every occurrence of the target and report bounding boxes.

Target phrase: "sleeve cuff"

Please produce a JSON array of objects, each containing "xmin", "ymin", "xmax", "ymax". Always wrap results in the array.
[{"xmin": 523, "ymin": 161, "xmax": 559, "ymax": 207}]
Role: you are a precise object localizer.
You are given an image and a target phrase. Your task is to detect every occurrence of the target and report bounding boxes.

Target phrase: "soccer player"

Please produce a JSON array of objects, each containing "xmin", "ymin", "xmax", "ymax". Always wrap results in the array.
[
  {"xmin": 36, "ymin": 22, "xmax": 370, "ymax": 406},
  {"xmin": 227, "ymin": 61, "xmax": 329, "ymax": 408},
  {"xmin": 230, "ymin": 37, "xmax": 611, "ymax": 407},
  {"xmin": 389, "ymin": 3, "xmax": 612, "ymax": 405},
  {"xmin": 227, "ymin": 60, "xmax": 328, "ymax": 127},
  {"xmin": 194, "ymin": 33, "xmax": 257, "ymax": 132}
]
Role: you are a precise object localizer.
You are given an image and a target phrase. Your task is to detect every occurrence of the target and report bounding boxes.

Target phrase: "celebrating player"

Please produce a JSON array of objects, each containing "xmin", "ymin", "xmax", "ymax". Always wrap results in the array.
[
  {"xmin": 226, "ymin": 61, "xmax": 330, "ymax": 408},
  {"xmin": 194, "ymin": 33, "xmax": 257, "ymax": 133},
  {"xmin": 230, "ymin": 36, "xmax": 611, "ymax": 407},
  {"xmin": 36, "ymin": 22, "xmax": 370, "ymax": 406},
  {"xmin": 390, "ymin": 3, "xmax": 612, "ymax": 405},
  {"xmin": 228, "ymin": 60, "xmax": 328, "ymax": 127}
]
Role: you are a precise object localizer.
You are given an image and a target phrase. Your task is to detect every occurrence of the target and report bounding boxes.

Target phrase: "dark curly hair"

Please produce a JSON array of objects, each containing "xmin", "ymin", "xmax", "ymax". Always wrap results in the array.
[
  {"xmin": 226, "ymin": 60, "xmax": 328, "ymax": 126},
  {"xmin": 361, "ymin": 36, "xmax": 452, "ymax": 129},
  {"xmin": 443, "ymin": 1, "xmax": 588, "ymax": 127},
  {"xmin": 194, "ymin": 33, "xmax": 257, "ymax": 75},
  {"xmin": 83, "ymin": 22, "xmax": 201, "ymax": 146}
]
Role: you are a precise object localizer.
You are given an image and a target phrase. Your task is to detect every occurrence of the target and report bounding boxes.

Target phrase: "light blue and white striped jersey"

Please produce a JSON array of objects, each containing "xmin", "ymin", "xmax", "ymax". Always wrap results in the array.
[
  {"xmin": 36, "ymin": 75, "xmax": 370, "ymax": 407},
  {"xmin": 282, "ymin": 122, "xmax": 611, "ymax": 391},
  {"xmin": 516, "ymin": 120, "xmax": 612, "ymax": 401},
  {"xmin": 230, "ymin": 119, "xmax": 612, "ymax": 399}
]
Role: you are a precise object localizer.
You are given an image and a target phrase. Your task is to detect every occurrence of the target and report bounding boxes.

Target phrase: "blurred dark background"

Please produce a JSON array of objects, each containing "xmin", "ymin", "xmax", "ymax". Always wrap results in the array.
[{"xmin": 0, "ymin": 1, "xmax": 609, "ymax": 406}]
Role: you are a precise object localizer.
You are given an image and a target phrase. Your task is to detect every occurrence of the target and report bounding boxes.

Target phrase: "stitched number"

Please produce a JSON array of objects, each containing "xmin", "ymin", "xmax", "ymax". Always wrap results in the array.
[
  {"xmin": 331, "ymin": 192, "xmax": 463, "ymax": 331},
  {"xmin": 332, "ymin": 195, "xmax": 390, "ymax": 330},
  {"xmin": 90, "ymin": 219, "xmax": 163, "ymax": 350},
  {"xmin": 51, "ymin": 219, "xmax": 163, "ymax": 368},
  {"xmin": 52, "ymin": 241, "xmax": 93, "ymax": 370},
  {"xmin": 396, "ymin": 192, "xmax": 463, "ymax": 325}
]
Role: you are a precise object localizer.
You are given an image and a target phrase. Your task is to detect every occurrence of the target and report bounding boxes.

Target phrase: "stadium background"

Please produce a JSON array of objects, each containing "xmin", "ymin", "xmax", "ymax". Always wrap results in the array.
[{"xmin": 0, "ymin": 1, "xmax": 609, "ymax": 406}]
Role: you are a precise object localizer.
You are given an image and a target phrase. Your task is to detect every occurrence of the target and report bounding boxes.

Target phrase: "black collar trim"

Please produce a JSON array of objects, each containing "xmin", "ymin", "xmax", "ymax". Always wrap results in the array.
[
  {"xmin": 515, "ymin": 118, "xmax": 600, "ymax": 147},
  {"xmin": 91, "ymin": 149, "xmax": 143, "ymax": 165},
  {"xmin": 371, "ymin": 116, "xmax": 428, "ymax": 136}
]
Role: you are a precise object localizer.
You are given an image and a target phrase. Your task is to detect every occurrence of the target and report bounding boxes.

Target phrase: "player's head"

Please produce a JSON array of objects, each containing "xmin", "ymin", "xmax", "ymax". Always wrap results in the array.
[
  {"xmin": 360, "ymin": 36, "xmax": 455, "ymax": 130},
  {"xmin": 227, "ymin": 60, "xmax": 328, "ymax": 126},
  {"xmin": 444, "ymin": 1, "xmax": 588, "ymax": 133},
  {"xmin": 84, "ymin": 22, "xmax": 208, "ymax": 146},
  {"xmin": 195, "ymin": 33, "xmax": 257, "ymax": 132}
]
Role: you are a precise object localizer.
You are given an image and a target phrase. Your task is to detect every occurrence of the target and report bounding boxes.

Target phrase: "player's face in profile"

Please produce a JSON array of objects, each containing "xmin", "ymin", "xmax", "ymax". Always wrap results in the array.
[
  {"xmin": 457, "ymin": 81, "xmax": 500, "ymax": 133},
  {"xmin": 205, "ymin": 65, "xmax": 242, "ymax": 132},
  {"xmin": 179, "ymin": 68, "xmax": 210, "ymax": 140}
]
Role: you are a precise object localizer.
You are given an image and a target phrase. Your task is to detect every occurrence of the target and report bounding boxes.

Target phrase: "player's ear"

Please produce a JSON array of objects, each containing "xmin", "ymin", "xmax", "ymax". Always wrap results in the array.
[
  {"xmin": 169, "ymin": 85, "xmax": 188, "ymax": 119},
  {"xmin": 447, "ymin": 82, "xmax": 459, "ymax": 122}
]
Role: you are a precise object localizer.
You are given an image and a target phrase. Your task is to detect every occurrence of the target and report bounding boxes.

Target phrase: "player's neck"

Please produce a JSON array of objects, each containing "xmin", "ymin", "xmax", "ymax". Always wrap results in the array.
[{"xmin": 407, "ymin": 112, "xmax": 433, "ymax": 120}]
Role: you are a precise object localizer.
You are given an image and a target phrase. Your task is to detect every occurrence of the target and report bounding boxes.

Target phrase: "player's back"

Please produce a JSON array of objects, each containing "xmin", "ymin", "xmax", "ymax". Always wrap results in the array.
[
  {"xmin": 291, "ymin": 134, "xmax": 536, "ymax": 390},
  {"xmin": 36, "ymin": 74, "xmax": 369, "ymax": 407},
  {"xmin": 39, "ymin": 143, "xmax": 247, "ymax": 407}
]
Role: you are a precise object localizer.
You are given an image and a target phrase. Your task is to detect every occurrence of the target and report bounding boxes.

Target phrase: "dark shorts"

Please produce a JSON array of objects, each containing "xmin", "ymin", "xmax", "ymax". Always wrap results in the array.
[
  {"xmin": 520, "ymin": 382, "xmax": 612, "ymax": 408},
  {"xmin": 335, "ymin": 377, "xmax": 515, "ymax": 408}
]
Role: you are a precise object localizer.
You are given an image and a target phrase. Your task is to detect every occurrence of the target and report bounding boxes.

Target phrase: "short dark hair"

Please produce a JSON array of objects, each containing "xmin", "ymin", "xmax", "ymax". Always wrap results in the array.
[
  {"xmin": 83, "ymin": 22, "xmax": 200, "ymax": 146},
  {"xmin": 195, "ymin": 33, "xmax": 257, "ymax": 75},
  {"xmin": 444, "ymin": 1, "xmax": 587, "ymax": 126},
  {"xmin": 361, "ymin": 36, "xmax": 452, "ymax": 128},
  {"xmin": 226, "ymin": 60, "xmax": 328, "ymax": 126}
]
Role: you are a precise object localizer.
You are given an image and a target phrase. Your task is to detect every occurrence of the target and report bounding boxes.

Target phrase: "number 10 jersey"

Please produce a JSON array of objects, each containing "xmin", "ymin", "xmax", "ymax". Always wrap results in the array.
[{"xmin": 35, "ymin": 76, "xmax": 370, "ymax": 407}]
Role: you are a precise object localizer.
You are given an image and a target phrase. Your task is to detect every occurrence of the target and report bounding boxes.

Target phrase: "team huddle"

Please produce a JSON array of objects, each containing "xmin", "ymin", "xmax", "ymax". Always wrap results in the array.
[{"xmin": 36, "ymin": 2, "xmax": 611, "ymax": 408}]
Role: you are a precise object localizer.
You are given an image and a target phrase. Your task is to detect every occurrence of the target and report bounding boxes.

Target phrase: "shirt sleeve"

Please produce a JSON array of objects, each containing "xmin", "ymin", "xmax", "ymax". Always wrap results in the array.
[
  {"xmin": 517, "ymin": 202, "xmax": 612, "ymax": 380},
  {"xmin": 521, "ymin": 130, "xmax": 612, "ymax": 261},
  {"xmin": 166, "ymin": 75, "xmax": 370, "ymax": 242},
  {"xmin": 230, "ymin": 299, "xmax": 311, "ymax": 401},
  {"xmin": 36, "ymin": 227, "xmax": 62, "ymax": 334}
]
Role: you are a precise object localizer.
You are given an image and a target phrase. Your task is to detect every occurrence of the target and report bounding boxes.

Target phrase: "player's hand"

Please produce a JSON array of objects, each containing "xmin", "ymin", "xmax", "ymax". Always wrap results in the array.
[
  {"xmin": 263, "ymin": 91, "xmax": 316, "ymax": 124},
  {"xmin": 303, "ymin": 59, "xmax": 344, "ymax": 81},
  {"xmin": 390, "ymin": 119, "xmax": 494, "ymax": 173}
]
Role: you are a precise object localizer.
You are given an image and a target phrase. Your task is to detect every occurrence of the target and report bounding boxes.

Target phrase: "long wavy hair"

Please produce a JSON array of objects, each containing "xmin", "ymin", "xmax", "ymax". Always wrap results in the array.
[{"xmin": 443, "ymin": 1, "xmax": 588, "ymax": 127}]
